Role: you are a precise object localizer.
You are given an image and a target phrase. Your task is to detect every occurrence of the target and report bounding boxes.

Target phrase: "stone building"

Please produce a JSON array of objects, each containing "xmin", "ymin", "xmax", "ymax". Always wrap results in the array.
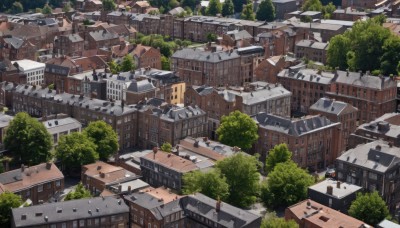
[{"xmin": 253, "ymin": 113, "xmax": 340, "ymax": 170}]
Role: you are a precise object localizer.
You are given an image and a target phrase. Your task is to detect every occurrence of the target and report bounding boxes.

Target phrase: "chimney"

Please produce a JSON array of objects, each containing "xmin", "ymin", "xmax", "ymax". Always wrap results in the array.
[
  {"xmin": 128, "ymin": 186, "xmax": 132, "ymax": 194},
  {"xmin": 216, "ymin": 198, "xmax": 222, "ymax": 212},
  {"xmin": 46, "ymin": 162, "xmax": 52, "ymax": 170},
  {"xmin": 153, "ymin": 147, "xmax": 158, "ymax": 159},
  {"xmin": 359, "ymin": 70, "xmax": 362, "ymax": 78},
  {"xmin": 118, "ymin": 185, "xmax": 122, "ymax": 193},
  {"xmin": 336, "ymin": 181, "xmax": 341, "ymax": 189},
  {"xmin": 194, "ymin": 140, "xmax": 199, "ymax": 148},
  {"xmin": 100, "ymin": 172, "xmax": 105, "ymax": 178},
  {"xmin": 21, "ymin": 164, "xmax": 25, "ymax": 172},
  {"xmin": 327, "ymin": 185, "xmax": 333, "ymax": 195}
]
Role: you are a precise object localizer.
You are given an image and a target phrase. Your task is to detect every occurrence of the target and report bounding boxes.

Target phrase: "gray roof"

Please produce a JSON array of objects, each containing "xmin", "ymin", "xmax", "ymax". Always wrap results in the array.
[
  {"xmin": 172, "ymin": 48, "xmax": 240, "ymax": 63},
  {"xmin": 378, "ymin": 219, "xmax": 400, "ymax": 228},
  {"xmin": 160, "ymin": 105, "xmax": 206, "ymax": 122},
  {"xmin": 336, "ymin": 141, "xmax": 400, "ymax": 173},
  {"xmin": 193, "ymin": 85, "xmax": 214, "ymax": 96},
  {"xmin": 277, "ymin": 68, "xmax": 335, "ymax": 85},
  {"xmin": 334, "ymin": 70, "xmax": 397, "ymax": 90},
  {"xmin": 43, "ymin": 117, "xmax": 82, "ymax": 135},
  {"xmin": 226, "ymin": 30, "xmax": 253, "ymax": 41},
  {"xmin": 296, "ymin": 40, "xmax": 328, "ymax": 50},
  {"xmin": 44, "ymin": 64, "xmax": 70, "ymax": 76},
  {"xmin": 356, "ymin": 113, "xmax": 400, "ymax": 139},
  {"xmin": 253, "ymin": 113, "xmax": 340, "ymax": 137},
  {"xmin": 168, "ymin": 7, "xmax": 185, "ymax": 15},
  {"xmin": 308, "ymin": 179, "xmax": 362, "ymax": 199},
  {"xmin": 0, "ymin": 114, "xmax": 13, "ymax": 129},
  {"xmin": 89, "ymin": 30, "xmax": 119, "ymax": 41},
  {"xmin": 310, "ymin": 97, "xmax": 357, "ymax": 115},
  {"xmin": 126, "ymin": 79, "xmax": 156, "ymax": 93},
  {"xmin": 65, "ymin": 34, "xmax": 84, "ymax": 43},
  {"xmin": 3, "ymin": 37, "xmax": 24, "ymax": 49},
  {"xmin": 11, "ymin": 196, "xmax": 129, "ymax": 227}
]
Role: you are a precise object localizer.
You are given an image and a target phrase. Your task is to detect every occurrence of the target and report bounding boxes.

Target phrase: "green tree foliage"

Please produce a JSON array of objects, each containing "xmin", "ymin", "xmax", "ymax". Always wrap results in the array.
[
  {"xmin": 321, "ymin": 2, "xmax": 336, "ymax": 19},
  {"xmin": 207, "ymin": 33, "xmax": 218, "ymax": 42},
  {"xmin": 232, "ymin": 0, "xmax": 247, "ymax": 13},
  {"xmin": 0, "ymin": 192, "xmax": 22, "ymax": 226},
  {"xmin": 181, "ymin": 0, "xmax": 201, "ymax": 10},
  {"xmin": 120, "ymin": 54, "xmax": 136, "ymax": 72},
  {"xmin": 261, "ymin": 161, "xmax": 314, "ymax": 208},
  {"xmin": 4, "ymin": 112, "xmax": 53, "ymax": 165},
  {"xmin": 11, "ymin": 2, "xmax": 24, "ymax": 14},
  {"xmin": 55, "ymin": 132, "xmax": 98, "ymax": 172},
  {"xmin": 62, "ymin": 2, "xmax": 71, "ymax": 12},
  {"xmin": 102, "ymin": 0, "xmax": 117, "ymax": 11},
  {"xmin": 349, "ymin": 191, "xmax": 390, "ymax": 226},
  {"xmin": 1, "ymin": 0, "xmax": 50, "ymax": 13},
  {"xmin": 240, "ymin": 3, "xmax": 255, "ymax": 20},
  {"xmin": 207, "ymin": 0, "xmax": 222, "ymax": 15},
  {"xmin": 42, "ymin": 4, "xmax": 52, "ymax": 14},
  {"xmin": 216, "ymin": 111, "xmax": 259, "ymax": 150},
  {"xmin": 222, "ymin": 0, "xmax": 234, "ymax": 16},
  {"xmin": 161, "ymin": 56, "xmax": 171, "ymax": 70},
  {"xmin": 261, "ymin": 213, "xmax": 298, "ymax": 228},
  {"xmin": 160, "ymin": 142, "xmax": 172, "ymax": 152},
  {"xmin": 65, "ymin": 183, "xmax": 92, "ymax": 201},
  {"xmin": 108, "ymin": 60, "xmax": 120, "ymax": 74},
  {"xmin": 302, "ymin": 0, "xmax": 322, "ymax": 11},
  {"xmin": 83, "ymin": 121, "xmax": 119, "ymax": 161},
  {"xmin": 327, "ymin": 17, "xmax": 400, "ymax": 74},
  {"xmin": 256, "ymin": 0, "xmax": 275, "ymax": 21},
  {"xmin": 217, "ymin": 153, "xmax": 260, "ymax": 208},
  {"xmin": 182, "ymin": 170, "xmax": 230, "ymax": 201},
  {"xmin": 265, "ymin": 143, "xmax": 292, "ymax": 173}
]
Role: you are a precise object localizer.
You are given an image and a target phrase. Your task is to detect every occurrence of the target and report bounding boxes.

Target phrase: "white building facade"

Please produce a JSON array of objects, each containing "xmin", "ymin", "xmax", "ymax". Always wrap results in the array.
[{"xmin": 12, "ymin": 59, "xmax": 46, "ymax": 85}]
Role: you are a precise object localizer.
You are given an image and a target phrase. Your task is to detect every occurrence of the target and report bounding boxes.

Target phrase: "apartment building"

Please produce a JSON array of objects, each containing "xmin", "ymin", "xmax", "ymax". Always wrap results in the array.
[
  {"xmin": 11, "ymin": 60, "xmax": 45, "ymax": 85},
  {"xmin": 253, "ymin": 113, "xmax": 340, "ymax": 170},
  {"xmin": 0, "ymin": 163, "xmax": 64, "ymax": 205},
  {"xmin": 11, "ymin": 196, "xmax": 129, "ymax": 228},
  {"xmin": 336, "ymin": 141, "xmax": 400, "ymax": 213},
  {"xmin": 254, "ymin": 55, "xmax": 299, "ymax": 83},
  {"xmin": 0, "ymin": 36, "xmax": 36, "ymax": 61},
  {"xmin": 295, "ymin": 40, "xmax": 328, "ymax": 64},
  {"xmin": 310, "ymin": 98, "xmax": 358, "ymax": 153},
  {"xmin": 277, "ymin": 67, "xmax": 335, "ymax": 114},
  {"xmin": 185, "ymin": 81, "xmax": 291, "ymax": 139},
  {"xmin": 106, "ymin": 72, "xmax": 134, "ymax": 101},
  {"xmin": 124, "ymin": 190, "xmax": 261, "ymax": 228},
  {"xmin": 44, "ymin": 63, "xmax": 70, "ymax": 93},
  {"xmin": 53, "ymin": 34, "xmax": 84, "ymax": 57},
  {"xmin": 0, "ymin": 59, "xmax": 27, "ymax": 85},
  {"xmin": 349, "ymin": 113, "xmax": 400, "ymax": 148},
  {"xmin": 326, "ymin": 71, "xmax": 397, "ymax": 124},
  {"xmin": 42, "ymin": 117, "xmax": 82, "ymax": 146},
  {"xmin": 136, "ymin": 98, "xmax": 207, "ymax": 149},
  {"xmin": 87, "ymin": 30, "xmax": 120, "ymax": 50}
]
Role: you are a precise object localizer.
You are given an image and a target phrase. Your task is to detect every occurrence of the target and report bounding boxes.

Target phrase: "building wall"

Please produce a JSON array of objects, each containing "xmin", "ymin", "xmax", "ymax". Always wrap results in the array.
[{"xmin": 15, "ymin": 177, "xmax": 64, "ymax": 205}]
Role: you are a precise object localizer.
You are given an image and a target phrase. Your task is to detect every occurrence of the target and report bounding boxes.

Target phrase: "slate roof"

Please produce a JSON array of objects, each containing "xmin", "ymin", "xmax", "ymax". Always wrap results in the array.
[
  {"xmin": 310, "ymin": 97, "xmax": 358, "ymax": 115},
  {"xmin": 168, "ymin": 7, "xmax": 185, "ymax": 15},
  {"xmin": 3, "ymin": 37, "xmax": 24, "ymax": 49},
  {"xmin": 160, "ymin": 105, "xmax": 206, "ymax": 122},
  {"xmin": 253, "ymin": 113, "xmax": 340, "ymax": 136},
  {"xmin": 226, "ymin": 30, "xmax": 253, "ymax": 41},
  {"xmin": 172, "ymin": 48, "xmax": 240, "ymax": 63},
  {"xmin": 277, "ymin": 68, "xmax": 335, "ymax": 85},
  {"xmin": 65, "ymin": 34, "xmax": 83, "ymax": 43},
  {"xmin": 89, "ymin": 30, "xmax": 119, "ymax": 41},
  {"xmin": 44, "ymin": 64, "xmax": 70, "ymax": 76},
  {"xmin": 334, "ymin": 70, "xmax": 397, "ymax": 90},
  {"xmin": 356, "ymin": 113, "xmax": 400, "ymax": 139},
  {"xmin": 11, "ymin": 196, "xmax": 129, "ymax": 227},
  {"xmin": 336, "ymin": 141, "xmax": 400, "ymax": 173},
  {"xmin": 126, "ymin": 79, "xmax": 156, "ymax": 93},
  {"xmin": 296, "ymin": 40, "xmax": 328, "ymax": 50}
]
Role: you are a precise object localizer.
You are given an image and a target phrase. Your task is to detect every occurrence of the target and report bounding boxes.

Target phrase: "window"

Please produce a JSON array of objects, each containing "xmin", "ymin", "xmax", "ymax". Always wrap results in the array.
[
  {"xmin": 62, "ymin": 223, "xmax": 67, "ymax": 228},
  {"xmin": 56, "ymin": 180, "xmax": 61, "ymax": 187},
  {"xmin": 148, "ymin": 223, "xmax": 152, "ymax": 228},
  {"xmin": 140, "ymin": 218, "xmax": 143, "ymax": 225},
  {"xmin": 73, "ymin": 221, "xmax": 78, "ymax": 228},
  {"xmin": 38, "ymin": 185, "xmax": 43, "ymax": 192},
  {"xmin": 51, "ymin": 225, "xmax": 56, "ymax": 228},
  {"xmin": 79, "ymin": 220, "xmax": 85, "ymax": 227},
  {"xmin": 94, "ymin": 218, "xmax": 99, "ymax": 225},
  {"xmin": 369, "ymin": 172, "xmax": 378, "ymax": 180}
]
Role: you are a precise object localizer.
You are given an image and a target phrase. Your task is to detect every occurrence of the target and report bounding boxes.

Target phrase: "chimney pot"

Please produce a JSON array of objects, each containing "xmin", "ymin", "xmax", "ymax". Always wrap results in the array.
[
  {"xmin": 216, "ymin": 198, "xmax": 222, "ymax": 212},
  {"xmin": 327, "ymin": 185, "xmax": 333, "ymax": 195},
  {"xmin": 46, "ymin": 162, "xmax": 52, "ymax": 170},
  {"xmin": 21, "ymin": 164, "xmax": 25, "ymax": 172},
  {"xmin": 336, "ymin": 181, "xmax": 341, "ymax": 189}
]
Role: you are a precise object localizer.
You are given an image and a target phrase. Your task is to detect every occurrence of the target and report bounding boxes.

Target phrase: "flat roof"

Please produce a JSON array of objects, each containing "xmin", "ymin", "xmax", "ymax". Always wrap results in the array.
[
  {"xmin": 11, "ymin": 60, "xmax": 45, "ymax": 71},
  {"xmin": 309, "ymin": 179, "xmax": 362, "ymax": 199}
]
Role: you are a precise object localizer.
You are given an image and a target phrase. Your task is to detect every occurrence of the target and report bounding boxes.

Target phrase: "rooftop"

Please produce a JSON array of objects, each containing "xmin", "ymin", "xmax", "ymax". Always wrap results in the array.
[
  {"xmin": 82, "ymin": 161, "xmax": 138, "ymax": 185},
  {"xmin": 172, "ymin": 48, "xmax": 240, "ymax": 63},
  {"xmin": 310, "ymin": 97, "xmax": 358, "ymax": 116},
  {"xmin": 42, "ymin": 117, "xmax": 82, "ymax": 135},
  {"xmin": 333, "ymin": 70, "xmax": 397, "ymax": 90},
  {"xmin": 11, "ymin": 196, "xmax": 129, "ymax": 227},
  {"xmin": 296, "ymin": 40, "xmax": 328, "ymax": 50},
  {"xmin": 356, "ymin": 113, "xmax": 400, "ymax": 139},
  {"xmin": 11, "ymin": 60, "xmax": 45, "ymax": 72},
  {"xmin": 308, "ymin": 179, "xmax": 362, "ymax": 199},
  {"xmin": 277, "ymin": 68, "xmax": 335, "ymax": 85}
]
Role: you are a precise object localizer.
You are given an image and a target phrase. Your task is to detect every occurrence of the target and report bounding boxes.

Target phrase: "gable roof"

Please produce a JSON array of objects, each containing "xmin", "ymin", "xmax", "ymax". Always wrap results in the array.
[{"xmin": 310, "ymin": 97, "xmax": 358, "ymax": 115}]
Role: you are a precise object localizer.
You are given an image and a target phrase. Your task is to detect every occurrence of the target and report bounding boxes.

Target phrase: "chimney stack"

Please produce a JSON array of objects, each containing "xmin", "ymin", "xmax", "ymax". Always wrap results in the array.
[
  {"xmin": 336, "ymin": 181, "xmax": 341, "ymax": 189},
  {"xmin": 128, "ymin": 186, "xmax": 132, "ymax": 194},
  {"xmin": 153, "ymin": 147, "xmax": 158, "ymax": 159},
  {"xmin": 118, "ymin": 185, "xmax": 122, "ymax": 193},
  {"xmin": 46, "ymin": 162, "xmax": 52, "ymax": 170},
  {"xmin": 21, "ymin": 164, "xmax": 25, "ymax": 172},
  {"xmin": 216, "ymin": 198, "xmax": 222, "ymax": 212},
  {"xmin": 327, "ymin": 185, "xmax": 333, "ymax": 195}
]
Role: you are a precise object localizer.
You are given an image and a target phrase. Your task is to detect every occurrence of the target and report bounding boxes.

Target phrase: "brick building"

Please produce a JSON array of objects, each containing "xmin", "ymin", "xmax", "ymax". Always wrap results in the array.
[
  {"xmin": 53, "ymin": 34, "xmax": 84, "ymax": 57},
  {"xmin": 295, "ymin": 40, "xmax": 328, "ymax": 64},
  {"xmin": 254, "ymin": 55, "xmax": 299, "ymax": 83},
  {"xmin": 43, "ymin": 117, "xmax": 82, "ymax": 146},
  {"xmin": 0, "ymin": 60, "xmax": 26, "ymax": 85},
  {"xmin": 326, "ymin": 71, "xmax": 398, "ymax": 124},
  {"xmin": 349, "ymin": 113, "xmax": 400, "ymax": 149},
  {"xmin": 310, "ymin": 98, "xmax": 358, "ymax": 153},
  {"xmin": 0, "ymin": 163, "xmax": 64, "ymax": 205},
  {"xmin": 277, "ymin": 67, "xmax": 335, "ymax": 114},
  {"xmin": 132, "ymin": 44, "xmax": 162, "ymax": 70},
  {"xmin": 11, "ymin": 196, "xmax": 129, "ymax": 228},
  {"xmin": 0, "ymin": 36, "xmax": 36, "ymax": 61},
  {"xmin": 87, "ymin": 30, "xmax": 120, "ymax": 50},
  {"xmin": 272, "ymin": 0, "xmax": 297, "ymax": 20},
  {"xmin": 136, "ymin": 98, "xmax": 207, "ymax": 149},
  {"xmin": 285, "ymin": 199, "xmax": 368, "ymax": 228},
  {"xmin": 185, "ymin": 81, "xmax": 291, "ymax": 139},
  {"xmin": 253, "ymin": 113, "xmax": 340, "ymax": 170},
  {"xmin": 44, "ymin": 63, "xmax": 70, "ymax": 93},
  {"xmin": 124, "ymin": 190, "xmax": 261, "ymax": 228},
  {"xmin": 336, "ymin": 141, "xmax": 400, "ymax": 213}
]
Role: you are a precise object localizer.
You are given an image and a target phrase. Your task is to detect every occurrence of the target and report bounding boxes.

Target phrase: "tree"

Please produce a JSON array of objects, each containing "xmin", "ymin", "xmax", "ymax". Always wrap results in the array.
[
  {"xmin": 56, "ymin": 132, "xmax": 98, "ymax": 172},
  {"xmin": 380, "ymin": 35, "xmax": 400, "ymax": 75},
  {"xmin": 161, "ymin": 56, "xmax": 171, "ymax": 70},
  {"xmin": 11, "ymin": 2, "xmax": 24, "ymax": 14},
  {"xmin": 62, "ymin": 2, "xmax": 71, "ymax": 12},
  {"xmin": 261, "ymin": 161, "xmax": 314, "ymax": 208},
  {"xmin": 207, "ymin": 33, "xmax": 218, "ymax": 42},
  {"xmin": 4, "ymin": 112, "xmax": 53, "ymax": 165},
  {"xmin": 206, "ymin": 0, "xmax": 222, "ymax": 16},
  {"xmin": 327, "ymin": 34, "xmax": 351, "ymax": 70},
  {"xmin": 265, "ymin": 143, "xmax": 292, "ymax": 173},
  {"xmin": 160, "ymin": 142, "xmax": 172, "ymax": 152},
  {"xmin": 216, "ymin": 111, "xmax": 259, "ymax": 150},
  {"xmin": 120, "ymin": 54, "xmax": 136, "ymax": 72},
  {"xmin": 302, "ymin": 0, "xmax": 322, "ymax": 11},
  {"xmin": 256, "ymin": 0, "xmax": 275, "ymax": 21},
  {"xmin": 261, "ymin": 213, "xmax": 298, "ymax": 228},
  {"xmin": 322, "ymin": 2, "xmax": 336, "ymax": 19},
  {"xmin": 0, "ymin": 192, "xmax": 22, "ymax": 227},
  {"xmin": 222, "ymin": 0, "xmax": 234, "ymax": 16},
  {"xmin": 102, "ymin": 0, "xmax": 116, "ymax": 11},
  {"xmin": 349, "ymin": 191, "xmax": 390, "ymax": 226},
  {"xmin": 182, "ymin": 169, "xmax": 230, "ymax": 201},
  {"xmin": 108, "ymin": 60, "xmax": 120, "ymax": 74},
  {"xmin": 232, "ymin": 0, "xmax": 247, "ymax": 13},
  {"xmin": 83, "ymin": 121, "xmax": 119, "ymax": 161},
  {"xmin": 240, "ymin": 3, "xmax": 255, "ymax": 20},
  {"xmin": 64, "ymin": 183, "xmax": 92, "ymax": 201},
  {"xmin": 42, "ymin": 4, "xmax": 52, "ymax": 14},
  {"xmin": 216, "ymin": 153, "xmax": 260, "ymax": 208}
]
